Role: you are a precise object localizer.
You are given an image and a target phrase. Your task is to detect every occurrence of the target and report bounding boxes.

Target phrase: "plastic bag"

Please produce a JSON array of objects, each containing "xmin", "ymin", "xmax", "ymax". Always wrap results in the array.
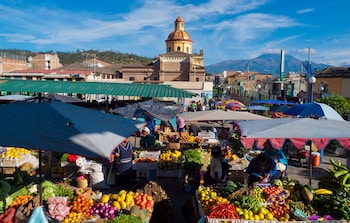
[{"xmin": 27, "ymin": 206, "xmax": 48, "ymax": 223}]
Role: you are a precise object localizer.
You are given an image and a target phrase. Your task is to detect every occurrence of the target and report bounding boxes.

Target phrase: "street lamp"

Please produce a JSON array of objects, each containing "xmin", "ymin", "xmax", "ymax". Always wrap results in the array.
[
  {"xmin": 319, "ymin": 86, "xmax": 324, "ymax": 98},
  {"xmin": 257, "ymin": 84, "xmax": 261, "ymax": 100},
  {"xmin": 308, "ymin": 76, "xmax": 316, "ymax": 103}
]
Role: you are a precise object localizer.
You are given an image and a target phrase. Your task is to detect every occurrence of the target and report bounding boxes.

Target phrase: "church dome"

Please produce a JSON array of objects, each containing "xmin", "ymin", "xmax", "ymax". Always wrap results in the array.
[
  {"xmin": 167, "ymin": 30, "xmax": 191, "ymax": 41},
  {"xmin": 166, "ymin": 16, "xmax": 192, "ymax": 42}
]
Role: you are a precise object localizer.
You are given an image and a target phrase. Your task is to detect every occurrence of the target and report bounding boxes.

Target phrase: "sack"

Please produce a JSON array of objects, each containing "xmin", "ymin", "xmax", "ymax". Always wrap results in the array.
[
  {"xmin": 107, "ymin": 166, "xmax": 116, "ymax": 185},
  {"xmin": 276, "ymin": 162, "xmax": 287, "ymax": 171}
]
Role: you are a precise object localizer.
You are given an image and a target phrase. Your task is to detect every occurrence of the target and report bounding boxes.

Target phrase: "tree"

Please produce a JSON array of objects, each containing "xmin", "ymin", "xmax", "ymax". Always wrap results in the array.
[{"xmin": 316, "ymin": 95, "xmax": 350, "ymax": 119}]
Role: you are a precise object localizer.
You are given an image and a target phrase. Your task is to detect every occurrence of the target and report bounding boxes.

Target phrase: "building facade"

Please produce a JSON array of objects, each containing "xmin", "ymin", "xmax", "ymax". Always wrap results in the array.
[
  {"xmin": 29, "ymin": 54, "xmax": 62, "ymax": 70},
  {"xmin": 0, "ymin": 52, "xmax": 28, "ymax": 74}
]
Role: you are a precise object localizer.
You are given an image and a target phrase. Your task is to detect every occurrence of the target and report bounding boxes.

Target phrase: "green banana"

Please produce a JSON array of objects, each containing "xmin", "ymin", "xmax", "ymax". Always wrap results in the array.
[
  {"xmin": 334, "ymin": 169, "xmax": 349, "ymax": 178},
  {"xmin": 330, "ymin": 158, "xmax": 349, "ymax": 171},
  {"xmin": 342, "ymin": 173, "xmax": 350, "ymax": 186}
]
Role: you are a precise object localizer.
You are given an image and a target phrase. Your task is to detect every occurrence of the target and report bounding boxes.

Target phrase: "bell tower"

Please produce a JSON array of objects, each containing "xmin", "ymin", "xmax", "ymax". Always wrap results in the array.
[{"xmin": 165, "ymin": 16, "xmax": 193, "ymax": 54}]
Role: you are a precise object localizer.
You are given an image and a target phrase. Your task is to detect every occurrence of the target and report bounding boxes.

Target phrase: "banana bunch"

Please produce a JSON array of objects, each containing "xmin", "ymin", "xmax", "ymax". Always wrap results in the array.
[
  {"xmin": 187, "ymin": 135, "xmax": 196, "ymax": 142},
  {"xmin": 314, "ymin": 188, "xmax": 333, "ymax": 195},
  {"xmin": 330, "ymin": 158, "xmax": 350, "ymax": 188}
]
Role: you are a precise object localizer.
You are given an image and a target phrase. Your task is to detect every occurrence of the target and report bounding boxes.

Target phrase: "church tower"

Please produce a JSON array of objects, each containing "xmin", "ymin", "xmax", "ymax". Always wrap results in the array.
[{"xmin": 165, "ymin": 16, "xmax": 193, "ymax": 54}]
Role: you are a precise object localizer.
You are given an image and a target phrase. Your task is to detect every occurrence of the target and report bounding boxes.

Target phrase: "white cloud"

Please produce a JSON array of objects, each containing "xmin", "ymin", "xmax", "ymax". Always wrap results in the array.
[{"xmin": 297, "ymin": 8, "xmax": 315, "ymax": 14}]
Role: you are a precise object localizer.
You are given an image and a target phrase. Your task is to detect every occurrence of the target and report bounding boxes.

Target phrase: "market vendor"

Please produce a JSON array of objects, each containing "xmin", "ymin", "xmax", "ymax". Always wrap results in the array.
[
  {"xmin": 247, "ymin": 152, "xmax": 278, "ymax": 186},
  {"xmin": 205, "ymin": 146, "xmax": 224, "ymax": 185},
  {"xmin": 111, "ymin": 137, "xmax": 134, "ymax": 189},
  {"xmin": 264, "ymin": 140, "xmax": 288, "ymax": 177},
  {"xmin": 140, "ymin": 127, "xmax": 156, "ymax": 148},
  {"xmin": 186, "ymin": 123, "xmax": 202, "ymax": 136}
]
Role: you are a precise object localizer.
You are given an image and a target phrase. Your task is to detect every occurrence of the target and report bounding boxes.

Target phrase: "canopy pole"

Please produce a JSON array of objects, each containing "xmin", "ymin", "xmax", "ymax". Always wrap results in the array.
[
  {"xmin": 308, "ymin": 140, "xmax": 313, "ymax": 185},
  {"xmin": 38, "ymin": 92, "xmax": 43, "ymax": 205},
  {"xmin": 38, "ymin": 149, "xmax": 43, "ymax": 206}
]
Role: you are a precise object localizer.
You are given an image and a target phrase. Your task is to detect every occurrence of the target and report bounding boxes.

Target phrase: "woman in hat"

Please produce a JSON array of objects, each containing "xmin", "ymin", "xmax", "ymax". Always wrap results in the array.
[{"xmin": 139, "ymin": 127, "xmax": 156, "ymax": 148}]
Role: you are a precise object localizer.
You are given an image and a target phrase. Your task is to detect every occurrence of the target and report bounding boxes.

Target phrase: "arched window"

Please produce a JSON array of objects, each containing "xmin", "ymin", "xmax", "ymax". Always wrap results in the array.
[
  {"xmin": 177, "ymin": 46, "xmax": 181, "ymax": 51},
  {"xmin": 186, "ymin": 47, "xmax": 189, "ymax": 53},
  {"xmin": 168, "ymin": 47, "xmax": 171, "ymax": 52}
]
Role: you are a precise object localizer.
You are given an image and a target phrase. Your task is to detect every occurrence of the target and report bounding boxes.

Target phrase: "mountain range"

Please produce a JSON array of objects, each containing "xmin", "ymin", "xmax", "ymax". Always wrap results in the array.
[{"xmin": 205, "ymin": 54, "xmax": 329, "ymax": 76}]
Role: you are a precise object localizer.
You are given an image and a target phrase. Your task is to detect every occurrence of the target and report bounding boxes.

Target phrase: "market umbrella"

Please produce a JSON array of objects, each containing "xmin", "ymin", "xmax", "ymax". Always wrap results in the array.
[
  {"xmin": 43, "ymin": 93, "xmax": 83, "ymax": 103},
  {"xmin": 270, "ymin": 105, "xmax": 291, "ymax": 113},
  {"xmin": 179, "ymin": 110, "xmax": 269, "ymax": 140},
  {"xmin": 0, "ymin": 94, "xmax": 34, "ymax": 101},
  {"xmin": 283, "ymin": 102, "xmax": 344, "ymax": 121},
  {"xmin": 0, "ymin": 101, "xmax": 146, "ymax": 159},
  {"xmin": 246, "ymin": 105, "xmax": 270, "ymax": 111},
  {"xmin": 235, "ymin": 118, "xmax": 350, "ymax": 150},
  {"xmin": 178, "ymin": 109, "xmax": 269, "ymax": 121},
  {"xmin": 248, "ymin": 99, "xmax": 298, "ymax": 105},
  {"xmin": 225, "ymin": 102, "xmax": 247, "ymax": 111},
  {"xmin": 224, "ymin": 99, "xmax": 245, "ymax": 106}
]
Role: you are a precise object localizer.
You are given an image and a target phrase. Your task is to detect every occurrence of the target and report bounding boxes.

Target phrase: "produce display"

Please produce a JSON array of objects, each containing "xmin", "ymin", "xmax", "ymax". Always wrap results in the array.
[
  {"xmin": 0, "ymin": 148, "xmax": 350, "ymax": 222},
  {"xmin": 158, "ymin": 149, "xmax": 182, "ymax": 170},
  {"xmin": 198, "ymin": 158, "xmax": 350, "ymax": 222},
  {"xmin": 181, "ymin": 148, "xmax": 204, "ymax": 172},
  {"xmin": 0, "ymin": 174, "xmax": 170, "ymax": 223}
]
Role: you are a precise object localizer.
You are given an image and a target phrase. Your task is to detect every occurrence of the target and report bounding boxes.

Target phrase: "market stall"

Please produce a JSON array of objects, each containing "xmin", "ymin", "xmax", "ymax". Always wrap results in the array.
[{"xmin": 196, "ymin": 156, "xmax": 350, "ymax": 222}]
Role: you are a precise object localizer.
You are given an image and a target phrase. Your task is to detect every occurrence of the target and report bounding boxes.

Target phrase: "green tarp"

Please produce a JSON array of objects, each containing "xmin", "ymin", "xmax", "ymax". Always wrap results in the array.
[{"xmin": 0, "ymin": 79, "xmax": 197, "ymax": 98}]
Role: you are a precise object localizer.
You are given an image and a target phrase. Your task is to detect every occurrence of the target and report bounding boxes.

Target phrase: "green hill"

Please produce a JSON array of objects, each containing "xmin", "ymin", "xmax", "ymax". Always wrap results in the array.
[{"xmin": 0, "ymin": 49, "xmax": 153, "ymax": 66}]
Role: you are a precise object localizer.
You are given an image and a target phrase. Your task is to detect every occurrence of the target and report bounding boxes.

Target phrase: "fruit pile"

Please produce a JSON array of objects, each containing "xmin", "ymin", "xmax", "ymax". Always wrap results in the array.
[
  {"xmin": 133, "ymin": 192, "xmax": 154, "ymax": 213},
  {"xmin": 197, "ymin": 186, "xmax": 229, "ymax": 214},
  {"xmin": 1, "ymin": 147, "xmax": 31, "ymax": 159},
  {"xmin": 101, "ymin": 190, "xmax": 135, "ymax": 211},
  {"xmin": 237, "ymin": 206, "xmax": 274, "ymax": 221},
  {"xmin": 267, "ymin": 202, "xmax": 290, "ymax": 221},
  {"xmin": 158, "ymin": 149, "xmax": 182, "ymax": 170},
  {"xmin": 179, "ymin": 133, "xmax": 203, "ymax": 143},
  {"xmin": 69, "ymin": 196, "xmax": 94, "ymax": 218}
]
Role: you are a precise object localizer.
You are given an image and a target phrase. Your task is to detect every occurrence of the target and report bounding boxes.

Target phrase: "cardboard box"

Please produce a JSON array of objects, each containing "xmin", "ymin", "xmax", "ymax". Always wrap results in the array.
[
  {"xmin": 161, "ymin": 126, "xmax": 172, "ymax": 133},
  {"xmin": 167, "ymin": 142, "xmax": 181, "ymax": 150},
  {"xmin": 159, "ymin": 132, "xmax": 180, "ymax": 142},
  {"xmin": 2, "ymin": 167, "xmax": 15, "ymax": 174},
  {"xmin": 227, "ymin": 170, "xmax": 248, "ymax": 184},
  {"xmin": 139, "ymin": 150, "xmax": 160, "ymax": 160}
]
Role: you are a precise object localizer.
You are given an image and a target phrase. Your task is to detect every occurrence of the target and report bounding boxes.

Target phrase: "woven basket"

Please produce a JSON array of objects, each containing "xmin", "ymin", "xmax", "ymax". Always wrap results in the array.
[{"xmin": 77, "ymin": 178, "xmax": 88, "ymax": 188}]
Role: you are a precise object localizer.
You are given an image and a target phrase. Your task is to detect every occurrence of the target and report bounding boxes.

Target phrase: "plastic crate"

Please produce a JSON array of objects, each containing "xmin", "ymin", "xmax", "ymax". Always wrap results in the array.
[{"xmin": 0, "ymin": 154, "xmax": 31, "ymax": 167}]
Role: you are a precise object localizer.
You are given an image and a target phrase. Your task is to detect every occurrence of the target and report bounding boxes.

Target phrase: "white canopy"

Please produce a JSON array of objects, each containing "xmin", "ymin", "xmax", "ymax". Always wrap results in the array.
[{"xmin": 179, "ymin": 110, "xmax": 270, "ymax": 121}]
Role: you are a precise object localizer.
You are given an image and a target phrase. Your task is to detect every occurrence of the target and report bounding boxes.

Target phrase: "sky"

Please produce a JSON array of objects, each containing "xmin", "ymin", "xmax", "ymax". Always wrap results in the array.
[{"xmin": 1, "ymin": 0, "xmax": 349, "ymax": 66}]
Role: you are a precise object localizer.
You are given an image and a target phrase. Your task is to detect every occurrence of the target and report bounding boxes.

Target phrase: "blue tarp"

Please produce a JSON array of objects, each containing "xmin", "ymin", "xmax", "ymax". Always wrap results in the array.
[
  {"xmin": 112, "ymin": 99, "xmax": 182, "ymax": 121},
  {"xmin": 248, "ymin": 99, "xmax": 298, "ymax": 105},
  {"xmin": 0, "ymin": 101, "xmax": 145, "ymax": 159}
]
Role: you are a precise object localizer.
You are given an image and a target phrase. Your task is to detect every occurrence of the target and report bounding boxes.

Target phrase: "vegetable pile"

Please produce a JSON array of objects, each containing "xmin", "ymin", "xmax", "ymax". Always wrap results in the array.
[{"xmin": 181, "ymin": 148, "xmax": 204, "ymax": 172}]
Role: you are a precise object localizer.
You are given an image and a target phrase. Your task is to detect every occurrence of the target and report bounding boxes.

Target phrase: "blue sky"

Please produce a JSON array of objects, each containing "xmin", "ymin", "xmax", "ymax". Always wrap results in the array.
[{"xmin": 1, "ymin": 0, "xmax": 349, "ymax": 66}]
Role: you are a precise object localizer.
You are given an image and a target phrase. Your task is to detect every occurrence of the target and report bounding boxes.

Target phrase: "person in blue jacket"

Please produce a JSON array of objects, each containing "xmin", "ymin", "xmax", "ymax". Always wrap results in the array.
[
  {"xmin": 264, "ymin": 140, "xmax": 288, "ymax": 177},
  {"xmin": 247, "ymin": 152, "xmax": 277, "ymax": 186}
]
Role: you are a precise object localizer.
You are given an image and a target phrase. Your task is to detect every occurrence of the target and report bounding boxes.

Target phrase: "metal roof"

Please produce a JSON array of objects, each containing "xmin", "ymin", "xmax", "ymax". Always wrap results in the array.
[{"xmin": 0, "ymin": 79, "xmax": 197, "ymax": 98}]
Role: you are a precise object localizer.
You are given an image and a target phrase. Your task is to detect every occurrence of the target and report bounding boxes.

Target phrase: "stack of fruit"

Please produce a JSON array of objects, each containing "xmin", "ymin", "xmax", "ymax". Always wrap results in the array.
[
  {"xmin": 0, "ymin": 147, "xmax": 31, "ymax": 167},
  {"xmin": 197, "ymin": 186, "xmax": 229, "ymax": 214},
  {"xmin": 105, "ymin": 190, "xmax": 135, "ymax": 211},
  {"xmin": 179, "ymin": 133, "xmax": 203, "ymax": 143},
  {"xmin": 158, "ymin": 149, "xmax": 182, "ymax": 170}
]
